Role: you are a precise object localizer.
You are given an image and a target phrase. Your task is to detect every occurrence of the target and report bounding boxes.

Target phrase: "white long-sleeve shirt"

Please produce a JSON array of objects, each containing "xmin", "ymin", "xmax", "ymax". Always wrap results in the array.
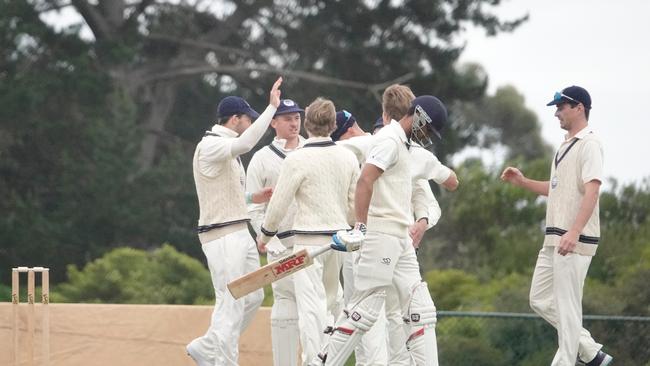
[
  {"xmin": 260, "ymin": 137, "xmax": 359, "ymax": 245},
  {"xmin": 193, "ymin": 104, "xmax": 277, "ymax": 243},
  {"xmin": 246, "ymin": 136, "xmax": 305, "ymax": 245}
]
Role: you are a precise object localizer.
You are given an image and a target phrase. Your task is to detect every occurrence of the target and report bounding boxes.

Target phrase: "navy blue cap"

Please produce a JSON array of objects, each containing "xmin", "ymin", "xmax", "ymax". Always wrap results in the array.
[
  {"xmin": 546, "ymin": 86, "xmax": 592, "ymax": 109},
  {"xmin": 372, "ymin": 116, "xmax": 384, "ymax": 132},
  {"xmin": 411, "ymin": 95, "xmax": 447, "ymax": 139},
  {"xmin": 274, "ymin": 99, "xmax": 304, "ymax": 117},
  {"xmin": 331, "ymin": 110, "xmax": 356, "ymax": 141},
  {"xmin": 217, "ymin": 96, "xmax": 260, "ymax": 119}
]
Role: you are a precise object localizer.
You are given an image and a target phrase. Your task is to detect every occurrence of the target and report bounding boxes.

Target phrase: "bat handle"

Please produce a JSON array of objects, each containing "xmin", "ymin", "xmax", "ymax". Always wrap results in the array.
[{"xmin": 309, "ymin": 243, "xmax": 333, "ymax": 258}]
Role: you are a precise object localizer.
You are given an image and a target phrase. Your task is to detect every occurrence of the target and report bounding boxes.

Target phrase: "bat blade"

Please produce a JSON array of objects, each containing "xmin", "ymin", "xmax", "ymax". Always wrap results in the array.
[{"xmin": 228, "ymin": 246, "xmax": 329, "ymax": 300}]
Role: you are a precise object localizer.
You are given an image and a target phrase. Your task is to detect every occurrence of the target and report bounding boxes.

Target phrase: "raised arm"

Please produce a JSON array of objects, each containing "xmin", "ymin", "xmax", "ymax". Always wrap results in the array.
[{"xmin": 230, "ymin": 77, "xmax": 282, "ymax": 157}]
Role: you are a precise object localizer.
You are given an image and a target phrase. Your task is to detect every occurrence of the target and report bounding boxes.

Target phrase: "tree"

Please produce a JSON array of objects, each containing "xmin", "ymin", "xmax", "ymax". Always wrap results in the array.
[
  {"xmin": 426, "ymin": 269, "xmax": 556, "ymax": 365},
  {"xmin": 416, "ymin": 83, "xmax": 555, "ymax": 274},
  {"xmin": 418, "ymin": 158, "xmax": 549, "ymax": 275},
  {"xmin": 28, "ymin": 0, "xmax": 527, "ymax": 170},
  {"xmin": 450, "ymin": 84, "xmax": 552, "ymax": 161},
  {"xmin": 0, "ymin": 1, "xmax": 142, "ymax": 278},
  {"xmin": 1, "ymin": 0, "xmax": 529, "ymax": 280}
]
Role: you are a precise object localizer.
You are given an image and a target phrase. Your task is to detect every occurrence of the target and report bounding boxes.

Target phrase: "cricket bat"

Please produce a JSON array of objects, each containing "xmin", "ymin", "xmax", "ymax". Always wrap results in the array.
[{"xmin": 227, "ymin": 244, "xmax": 332, "ymax": 299}]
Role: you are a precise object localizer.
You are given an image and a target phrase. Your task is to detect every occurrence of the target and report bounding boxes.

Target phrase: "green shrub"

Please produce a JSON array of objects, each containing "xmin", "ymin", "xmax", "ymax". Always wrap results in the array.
[{"xmin": 54, "ymin": 244, "xmax": 212, "ymax": 304}]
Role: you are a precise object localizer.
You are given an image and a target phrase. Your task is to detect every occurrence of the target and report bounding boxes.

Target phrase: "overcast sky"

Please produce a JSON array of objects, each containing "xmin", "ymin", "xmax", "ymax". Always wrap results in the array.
[{"xmin": 459, "ymin": 0, "xmax": 650, "ymax": 186}]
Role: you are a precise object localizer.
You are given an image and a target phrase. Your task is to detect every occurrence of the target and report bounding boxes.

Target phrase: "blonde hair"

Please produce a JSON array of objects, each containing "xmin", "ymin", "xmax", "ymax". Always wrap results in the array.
[
  {"xmin": 382, "ymin": 84, "xmax": 416, "ymax": 121},
  {"xmin": 304, "ymin": 97, "xmax": 336, "ymax": 137}
]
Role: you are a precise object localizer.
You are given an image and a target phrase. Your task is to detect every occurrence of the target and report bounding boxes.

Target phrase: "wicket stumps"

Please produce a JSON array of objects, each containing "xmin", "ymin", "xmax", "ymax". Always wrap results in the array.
[{"xmin": 12, "ymin": 266, "xmax": 50, "ymax": 366}]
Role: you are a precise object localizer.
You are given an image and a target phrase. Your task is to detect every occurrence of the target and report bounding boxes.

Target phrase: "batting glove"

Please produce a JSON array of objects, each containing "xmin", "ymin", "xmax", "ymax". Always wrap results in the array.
[
  {"xmin": 331, "ymin": 223, "xmax": 366, "ymax": 252},
  {"xmin": 266, "ymin": 238, "xmax": 288, "ymax": 257}
]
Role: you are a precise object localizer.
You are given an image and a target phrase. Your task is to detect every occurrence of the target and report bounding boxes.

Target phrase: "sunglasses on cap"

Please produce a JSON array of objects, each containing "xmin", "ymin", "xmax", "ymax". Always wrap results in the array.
[
  {"xmin": 339, "ymin": 110, "xmax": 355, "ymax": 129},
  {"xmin": 552, "ymin": 92, "xmax": 581, "ymax": 105}
]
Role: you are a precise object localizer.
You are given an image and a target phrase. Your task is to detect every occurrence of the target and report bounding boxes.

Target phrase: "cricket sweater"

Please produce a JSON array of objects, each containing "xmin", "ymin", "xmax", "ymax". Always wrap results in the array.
[
  {"xmin": 260, "ymin": 137, "xmax": 359, "ymax": 245},
  {"xmin": 543, "ymin": 128, "xmax": 603, "ymax": 256},
  {"xmin": 193, "ymin": 106, "xmax": 276, "ymax": 244}
]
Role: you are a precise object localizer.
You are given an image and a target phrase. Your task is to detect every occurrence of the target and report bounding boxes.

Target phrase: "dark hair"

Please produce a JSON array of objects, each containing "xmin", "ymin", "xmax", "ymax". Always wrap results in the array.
[
  {"xmin": 565, "ymin": 102, "xmax": 590, "ymax": 121},
  {"xmin": 217, "ymin": 113, "xmax": 241, "ymax": 125}
]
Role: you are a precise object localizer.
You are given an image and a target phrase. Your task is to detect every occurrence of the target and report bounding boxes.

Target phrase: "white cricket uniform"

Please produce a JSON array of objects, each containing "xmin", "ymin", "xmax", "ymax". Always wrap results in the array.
[
  {"xmin": 317, "ymin": 121, "xmax": 440, "ymax": 366},
  {"xmin": 386, "ymin": 142, "xmax": 450, "ymax": 365},
  {"xmin": 246, "ymin": 137, "xmax": 305, "ymax": 366},
  {"xmin": 338, "ymin": 130, "xmax": 449, "ymax": 365},
  {"xmin": 260, "ymin": 137, "xmax": 359, "ymax": 366},
  {"xmin": 530, "ymin": 127, "xmax": 604, "ymax": 365},
  {"xmin": 188, "ymin": 105, "xmax": 276, "ymax": 366}
]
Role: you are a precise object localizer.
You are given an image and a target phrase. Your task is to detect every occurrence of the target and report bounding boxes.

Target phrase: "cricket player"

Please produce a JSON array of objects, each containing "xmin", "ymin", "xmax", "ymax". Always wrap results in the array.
[
  {"xmin": 501, "ymin": 86, "xmax": 612, "ymax": 366},
  {"xmin": 246, "ymin": 98, "xmax": 305, "ymax": 366},
  {"xmin": 258, "ymin": 98, "xmax": 360, "ymax": 365},
  {"xmin": 312, "ymin": 95, "xmax": 449, "ymax": 366},
  {"xmin": 380, "ymin": 85, "xmax": 457, "ymax": 365},
  {"xmin": 331, "ymin": 110, "xmax": 389, "ymax": 366},
  {"xmin": 332, "ymin": 108, "xmax": 447, "ymax": 366},
  {"xmin": 186, "ymin": 77, "xmax": 282, "ymax": 366}
]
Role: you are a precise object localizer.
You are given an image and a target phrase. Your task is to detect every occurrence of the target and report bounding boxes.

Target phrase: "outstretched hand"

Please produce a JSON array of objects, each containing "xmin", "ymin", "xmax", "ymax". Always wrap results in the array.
[
  {"xmin": 500, "ymin": 166, "xmax": 524, "ymax": 186},
  {"xmin": 269, "ymin": 77, "xmax": 283, "ymax": 108}
]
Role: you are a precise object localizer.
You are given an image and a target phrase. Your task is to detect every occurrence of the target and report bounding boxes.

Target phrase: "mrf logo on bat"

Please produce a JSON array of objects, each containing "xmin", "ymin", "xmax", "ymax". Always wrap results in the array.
[{"xmin": 272, "ymin": 253, "xmax": 307, "ymax": 276}]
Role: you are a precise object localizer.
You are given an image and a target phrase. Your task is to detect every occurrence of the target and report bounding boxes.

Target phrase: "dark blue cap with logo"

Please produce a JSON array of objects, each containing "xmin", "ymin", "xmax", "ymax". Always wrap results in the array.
[
  {"xmin": 546, "ymin": 85, "xmax": 592, "ymax": 109},
  {"xmin": 274, "ymin": 99, "xmax": 304, "ymax": 117},
  {"xmin": 217, "ymin": 96, "xmax": 260, "ymax": 119},
  {"xmin": 331, "ymin": 110, "xmax": 357, "ymax": 141},
  {"xmin": 411, "ymin": 95, "xmax": 447, "ymax": 139}
]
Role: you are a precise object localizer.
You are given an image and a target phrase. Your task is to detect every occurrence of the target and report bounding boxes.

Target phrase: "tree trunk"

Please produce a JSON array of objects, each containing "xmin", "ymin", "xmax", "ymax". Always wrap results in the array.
[{"xmin": 136, "ymin": 82, "xmax": 176, "ymax": 173}]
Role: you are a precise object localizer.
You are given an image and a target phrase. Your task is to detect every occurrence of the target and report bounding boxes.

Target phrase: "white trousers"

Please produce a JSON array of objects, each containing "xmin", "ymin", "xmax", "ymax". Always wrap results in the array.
[
  {"xmin": 191, "ymin": 229, "xmax": 264, "ymax": 366},
  {"xmin": 385, "ymin": 285, "xmax": 410, "ymax": 365},
  {"xmin": 342, "ymin": 251, "xmax": 388, "ymax": 366},
  {"xmin": 294, "ymin": 244, "xmax": 343, "ymax": 365},
  {"xmin": 350, "ymin": 231, "xmax": 438, "ymax": 366},
  {"xmin": 323, "ymin": 247, "xmax": 345, "ymax": 324},
  {"xmin": 529, "ymin": 246, "xmax": 602, "ymax": 366},
  {"xmin": 268, "ymin": 245, "xmax": 300, "ymax": 366}
]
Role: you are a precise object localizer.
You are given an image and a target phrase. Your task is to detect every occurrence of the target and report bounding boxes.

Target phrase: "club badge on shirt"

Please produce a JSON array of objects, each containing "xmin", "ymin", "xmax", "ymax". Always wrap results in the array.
[{"xmin": 551, "ymin": 175, "xmax": 559, "ymax": 189}]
